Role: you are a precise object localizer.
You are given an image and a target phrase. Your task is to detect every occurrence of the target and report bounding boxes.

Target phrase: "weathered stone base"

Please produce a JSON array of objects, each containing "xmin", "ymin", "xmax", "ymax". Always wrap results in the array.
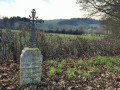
[{"xmin": 20, "ymin": 47, "xmax": 43, "ymax": 85}]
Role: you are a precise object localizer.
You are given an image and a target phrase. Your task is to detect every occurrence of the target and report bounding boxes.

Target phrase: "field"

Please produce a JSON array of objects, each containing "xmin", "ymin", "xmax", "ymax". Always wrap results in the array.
[
  {"xmin": 0, "ymin": 56, "xmax": 120, "ymax": 89},
  {"xmin": 49, "ymin": 33, "xmax": 104, "ymax": 40},
  {"xmin": 2, "ymin": 29, "xmax": 104, "ymax": 40}
]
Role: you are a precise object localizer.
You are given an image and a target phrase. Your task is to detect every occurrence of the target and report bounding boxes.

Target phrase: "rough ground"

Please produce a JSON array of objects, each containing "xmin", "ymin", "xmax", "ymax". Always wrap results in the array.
[{"xmin": 0, "ymin": 56, "xmax": 120, "ymax": 90}]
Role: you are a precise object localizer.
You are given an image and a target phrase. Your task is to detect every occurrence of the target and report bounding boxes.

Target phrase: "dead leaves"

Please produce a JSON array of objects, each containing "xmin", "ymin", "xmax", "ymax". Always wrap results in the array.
[
  {"xmin": 0, "ymin": 60, "xmax": 19, "ymax": 90},
  {"xmin": 0, "ymin": 57, "xmax": 120, "ymax": 90}
]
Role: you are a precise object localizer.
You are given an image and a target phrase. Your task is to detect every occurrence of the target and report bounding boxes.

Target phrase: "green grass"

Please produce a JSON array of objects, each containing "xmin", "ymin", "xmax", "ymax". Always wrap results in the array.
[
  {"xmin": 57, "ymin": 60, "xmax": 66, "ymax": 73},
  {"xmin": 112, "ymin": 66, "xmax": 120, "ymax": 74},
  {"xmin": 2, "ymin": 29, "xmax": 103, "ymax": 40},
  {"xmin": 66, "ymin": 68, "xmax": 76, "ymax": 79},
  {"xmin": 76, "ymin": 60, "xmax": 85, "ymax": 66},
  {"xmin": 82, "ymin": 73, "xmax": 92, "ymax": 79},
  {"xmin": 87, "ymin": 59, "xmax": 94, "ymax": 65},
  {"xmin": 76, "ymin": 60, "xmax": 88, "ymax": 67},
  {"xmin": 47, "ymin": 56, "xmax": 120, "ymax": 80},
  {"xmin": 77, "ymin": 70, "xmax": 92, "ymax": 79},
  {"xmin": 93, "ymin": 67, "xmax": 101, "ymax": 73},
  {"xmin": 48, "ymin": 67, "xmax": 56, "ymax": 77},
  {"xmin": 49, "ymin": 33, "xmax": 104, "ymax": 40},
  {"xmin": 58, "ymin": 63, "xmax": 64, "ymax": 69},
  {"xmin": 95, "ymin": 56, "xmax": 107, "ymax": 65},
  {"xmin": 2, "ymin": 29, "xmax": 21, "ymax": 33},
  {"xmin": 81, "ymin": 35, "xmax": 103, "ymax": 40},
  {"xmin": 61, "ymin": 59, "xmax": 66, "ymax": 65},
  {"xmin": 47, "ymin": 60, "xmax": 56, "ymax": 66},
  {"xmin": 77, "ymin": 70, "xmax": 83, "ymax": 75}
]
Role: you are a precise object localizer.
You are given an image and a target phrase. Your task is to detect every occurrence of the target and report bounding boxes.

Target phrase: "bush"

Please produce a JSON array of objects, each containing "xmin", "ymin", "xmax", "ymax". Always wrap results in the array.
[{"xmin": 1, "ymin": 30, "xmax": 120, "ymax": 60}]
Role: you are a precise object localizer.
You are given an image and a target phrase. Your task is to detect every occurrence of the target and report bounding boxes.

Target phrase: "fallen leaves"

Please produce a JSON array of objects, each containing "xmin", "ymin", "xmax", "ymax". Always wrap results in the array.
[
  {"xmin": 0, "ymin": 57, "xmax": 120, "ymax": 90},
  {"xmin": 6, "ymin": 86, "xmax": 15, "ymax": 90},
  {"xmin": 0, "ymin": 60, "xmax": 19, "ymax": 90}
]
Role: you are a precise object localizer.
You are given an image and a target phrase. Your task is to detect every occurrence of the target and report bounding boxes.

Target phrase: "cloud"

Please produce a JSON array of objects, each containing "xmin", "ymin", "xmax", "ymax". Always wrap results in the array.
[
  {"xmin": 0, "ymin": 0, "xmax": 14, "ymax": 3},
  {"xmin": 0, "ymin": 0, "xmax": 86, "ymax": 20}
]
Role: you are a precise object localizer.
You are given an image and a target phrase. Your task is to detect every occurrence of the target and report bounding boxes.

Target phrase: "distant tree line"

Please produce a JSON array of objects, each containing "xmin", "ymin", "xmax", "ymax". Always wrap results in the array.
[
  {"xmin": 45, "ymin": 29, "xmax": 84, "ymax": 35},
  {"xmin": 0, "ymin": 16, "xmax": 43, "ymax": 30},
  {"xmin": 58, "ymin": 18, "xmax": 100, "ymax": 26},
  {"xmin": 0, "ymin": 16, "xmax": 30, "ymax": 29}
]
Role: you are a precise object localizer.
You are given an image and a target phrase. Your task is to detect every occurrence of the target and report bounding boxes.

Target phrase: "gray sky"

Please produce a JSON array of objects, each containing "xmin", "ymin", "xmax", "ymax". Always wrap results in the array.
[{"xmin": 0, "ymin": 0, "xmax": 87, "ymax": 20}]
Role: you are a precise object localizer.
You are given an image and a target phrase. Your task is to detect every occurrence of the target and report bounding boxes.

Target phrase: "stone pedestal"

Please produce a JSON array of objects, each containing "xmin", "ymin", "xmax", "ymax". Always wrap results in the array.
[{"xmin": 20, "ymin": 47, "xmax": 43, "ymax": 85}]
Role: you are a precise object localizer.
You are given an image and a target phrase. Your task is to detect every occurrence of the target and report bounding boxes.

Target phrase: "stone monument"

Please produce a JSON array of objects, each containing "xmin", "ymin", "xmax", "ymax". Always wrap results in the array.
[
  {"xmin": 20, "ymin": 48, "xmax": 43, "ymax": 85},
  {"xmin": 20, "ymin": 9, "xmax": 44, "ymax": 89}
]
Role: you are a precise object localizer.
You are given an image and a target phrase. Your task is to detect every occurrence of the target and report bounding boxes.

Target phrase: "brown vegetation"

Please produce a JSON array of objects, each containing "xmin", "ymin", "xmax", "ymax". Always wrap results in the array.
[{"xmin": 0, "ymin": 30, "xmax": 120, "ymax": 60}]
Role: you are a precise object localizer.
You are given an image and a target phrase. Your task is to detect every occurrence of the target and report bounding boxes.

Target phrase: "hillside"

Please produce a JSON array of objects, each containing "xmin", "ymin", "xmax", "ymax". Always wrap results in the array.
[
  {"xmin": 58, "ymin": 18, "xmax": 100, "ymax": 26},
  {"xmin": 44, "ymin": 18, "xmax": 100, "ymax": 25},
  {"xmin": 44, "ymin": 19, "xmax": 66, "ymax": 24},
  {"xmin": 38, "ymin": 18, "xmax": 101, "ymax": 31}
]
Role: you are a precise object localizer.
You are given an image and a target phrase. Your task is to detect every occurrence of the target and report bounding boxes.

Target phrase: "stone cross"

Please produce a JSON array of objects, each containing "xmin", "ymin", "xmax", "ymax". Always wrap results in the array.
[
  {"xmin": 29, "ymin": 9, "xmax": 44, "ymax": 48},
  {"xmin": 20, "ymin": 9, "xmax": 43, "ymax": 89}
]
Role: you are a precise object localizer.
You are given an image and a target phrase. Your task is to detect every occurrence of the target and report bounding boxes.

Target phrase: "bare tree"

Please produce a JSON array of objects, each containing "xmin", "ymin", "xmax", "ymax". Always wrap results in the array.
[
  {"xmin": 77, "ymin": 0, "xmax": 120, "ymax": 20},
  {"xmin": 77, "ymin": 0, "xmax": 120, "ymax": 37}
]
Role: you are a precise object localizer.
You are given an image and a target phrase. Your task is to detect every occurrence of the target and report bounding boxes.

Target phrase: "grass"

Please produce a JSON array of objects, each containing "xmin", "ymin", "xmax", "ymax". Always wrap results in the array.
[
  {"xmin": 93, "ymin": 67, "xmax": 101, "ymax": 73},
  {"xmin": 112, "ymin": 66, "xmax": 120, "ymax": 74},
  {"xmin": 95, "ymin": 56, "xmax": 107, "ymax": 65},
  {"xmin": 77, "ymin": 70, "xmax": 83, "ymax": 75},
  {"xmin": 61, "ymin": 59, "xmax": 66, "ymax": 65},
  {"xmin": 80, "ymin": 35, "xmax": 103, "ymax": 40},
  {"xmin": 82, "ymin": 73, "xmax": 92, "ymax": 79},
  {"xmin": 49, "ymin": 33, "xmax": 104, "ymax": 40},
  {"xmin": 47, "ymin": 67, "xmax": 56, "ymax": 77},
  {"xmin": 66, "ymin": 68, "xmax": 76, "ymax": 79},
  {"xmin": 87, "ymin": 59, "xmax": 94, "ymax": 65},
  {"xmin": 47, "ymin": 56, "xmax": 120, "ymax": 79},
  {"xmin": 76, "ymin": 60, "xmax": 85, "ymax": 66},
  {"xmin": 47, "ymin": 60, "xmax": 56, "ymax": 66}
]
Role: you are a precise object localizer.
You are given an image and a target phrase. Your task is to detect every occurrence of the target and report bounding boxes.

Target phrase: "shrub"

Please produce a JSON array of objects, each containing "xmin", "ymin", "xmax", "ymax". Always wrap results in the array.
[{"xmin": 1, "ymin": 30, "xmax": 120, "ymax": 60}]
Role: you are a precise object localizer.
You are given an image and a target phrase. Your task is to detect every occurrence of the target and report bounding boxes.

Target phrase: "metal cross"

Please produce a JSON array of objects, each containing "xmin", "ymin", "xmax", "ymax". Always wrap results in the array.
[{"xmin": 29, "ymin": 9, "xmax": 44, "ymax": 48}]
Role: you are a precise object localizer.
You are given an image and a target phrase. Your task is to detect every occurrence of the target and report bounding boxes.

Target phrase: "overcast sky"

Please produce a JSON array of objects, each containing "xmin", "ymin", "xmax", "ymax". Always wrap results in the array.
[{"xmin": 0, "ymin": 0, "xmax": 87, "ymax": 20}]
